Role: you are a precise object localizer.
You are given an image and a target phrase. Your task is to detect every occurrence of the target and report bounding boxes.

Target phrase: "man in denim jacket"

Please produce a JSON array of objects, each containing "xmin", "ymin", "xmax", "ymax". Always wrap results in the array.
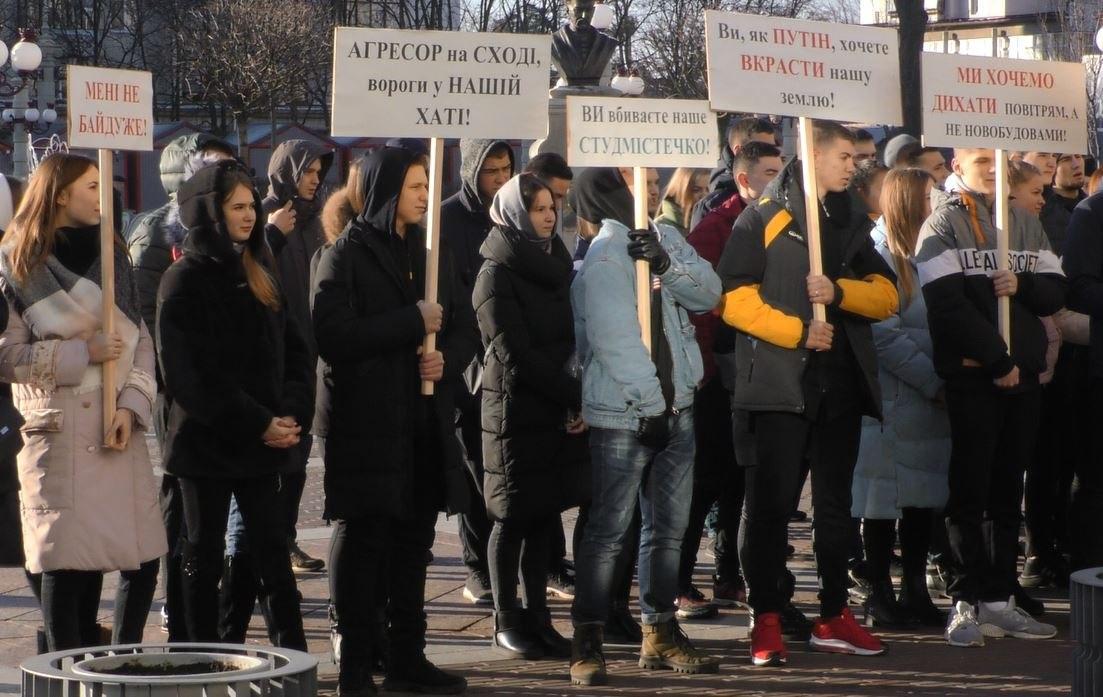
[{"xmin": 567, "ymin": 167, "xmax": 722, "ymax": 686}]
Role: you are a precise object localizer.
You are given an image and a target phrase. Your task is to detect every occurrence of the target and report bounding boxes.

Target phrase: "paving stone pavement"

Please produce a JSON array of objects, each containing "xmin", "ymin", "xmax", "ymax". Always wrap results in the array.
[{"xmin": 0, "ymin": 436, "xmax": 1074, "ymax": 696}]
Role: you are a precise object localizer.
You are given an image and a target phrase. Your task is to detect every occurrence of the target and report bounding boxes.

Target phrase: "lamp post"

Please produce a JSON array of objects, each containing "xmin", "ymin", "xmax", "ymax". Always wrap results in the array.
[
  {"xmin": 0, "ymin": 29, "xmax": 44, "ymax": 178},
  {"xmin": 611, "ymin": 65, "xmax": 645, "ymax": 96}
]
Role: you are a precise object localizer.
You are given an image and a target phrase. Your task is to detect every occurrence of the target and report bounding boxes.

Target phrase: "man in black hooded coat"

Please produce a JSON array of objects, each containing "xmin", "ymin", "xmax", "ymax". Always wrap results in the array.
[
  {"xmin": 439, "ymin": 138, "xmax": 515, "ymax": 604},
  {"xmin": 313, "ymin": 146, "xmax": 476, "ymax": 695},
  {"xmin": 261, "ymin": 139, "xmax": 335, "ymax": 572}
]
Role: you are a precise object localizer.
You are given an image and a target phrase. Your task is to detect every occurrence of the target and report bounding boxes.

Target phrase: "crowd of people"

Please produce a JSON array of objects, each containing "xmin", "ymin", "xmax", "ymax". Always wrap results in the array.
[{"xmin": 0, "ymin": 112, "xmax": 1100, "ymax": 695}]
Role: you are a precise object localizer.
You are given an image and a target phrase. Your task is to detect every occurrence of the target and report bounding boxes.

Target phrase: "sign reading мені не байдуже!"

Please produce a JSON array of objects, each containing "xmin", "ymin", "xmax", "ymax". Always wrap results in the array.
[
  {"xmin": 66, "ymin": 65, "xmax": 154, "ymax": 151},
  {"xmin": 922, "ymin": 52, "xmax": 1087, "ymax": 154},
  {"xmin": 704, "ymin": 10, "xmax": 902, "ymax": 125},
  {"xmin": 331, "ymin": 27, "xmax": 550, "ymax": 140}
]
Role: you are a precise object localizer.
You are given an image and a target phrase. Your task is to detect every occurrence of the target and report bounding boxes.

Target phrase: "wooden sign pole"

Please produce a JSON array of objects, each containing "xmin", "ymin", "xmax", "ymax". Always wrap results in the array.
[
  {"xmin": 994, "ymin": 150, "xmax": 1011, "ymax": 346},
  {"xmin": 99, "ymin": 150, "xmax": 117, "ymax": 437},
  {"xmin": 633, "ymin": 166, "xmax": 652, "ymax": 354},
  {"xmin": 797, "ymin": 117, "xmax": 826, "ymax": 323},
  {"xmin": 421, "ymin": 137, "xmax": 446, "ymax": 396}
]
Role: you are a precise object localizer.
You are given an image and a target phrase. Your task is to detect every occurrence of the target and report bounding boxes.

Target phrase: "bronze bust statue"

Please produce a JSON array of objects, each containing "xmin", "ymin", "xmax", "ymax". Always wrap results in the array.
[{"xmin": 551, "ymin": 0, "xmax": 618, "ymax": 88}]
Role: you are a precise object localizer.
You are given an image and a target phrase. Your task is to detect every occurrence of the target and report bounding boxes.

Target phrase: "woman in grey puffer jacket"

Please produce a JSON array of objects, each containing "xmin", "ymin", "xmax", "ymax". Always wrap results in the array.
[{"xmin": 852, "ymin": 168, "xmax": 949, "ymax": 629}]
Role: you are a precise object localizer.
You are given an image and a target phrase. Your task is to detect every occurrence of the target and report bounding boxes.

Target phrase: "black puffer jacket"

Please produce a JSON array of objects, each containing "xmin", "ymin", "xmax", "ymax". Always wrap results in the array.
[
  {"xmin": 474, "ymin": 226, "xmax": 586, "ymax": 521},
  {"xmin": 156, "ymin": 160, "xmax": 314, "ymax": 479},
  {"xmin": 312, "ymin": 147, "xmax": 477, "ymax": 520}
]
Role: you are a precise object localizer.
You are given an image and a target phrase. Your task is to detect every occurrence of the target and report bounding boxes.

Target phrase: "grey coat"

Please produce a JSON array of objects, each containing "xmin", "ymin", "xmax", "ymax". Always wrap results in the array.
[{"xmin": 852, "ymin": 225, "xmax": 950, "ymax": 519}]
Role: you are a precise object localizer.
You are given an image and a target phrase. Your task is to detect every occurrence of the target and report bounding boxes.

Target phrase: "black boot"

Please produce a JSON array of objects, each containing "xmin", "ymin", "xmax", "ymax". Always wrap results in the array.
[
  {"xmin": 898, "ymin": 572, "xmax": 946, "ymax": 628},
  {"xmin": 492, "ymin": 609, "xmax": 543, "ymax": 659},
  {"xmin": 603, "ymin": 600, "xmax": 643, "ymax": 645},
  {"xmin": 530, "ymin": 609, "xmax": 571, "ymax": 659},
  {"xmin": 863, "ymin": 580, "xmax": 917, "ymax": 628},
  {"xmin": 383, "ymin": 653, "xmax": 466, "ymax": 695},
  {"xmin": 217, "ymin": 554, "xmax": 258, "ymax": 642},
  {"xmin": 337, "ymin": 657, "xmax": 377, "ymax": 697}
]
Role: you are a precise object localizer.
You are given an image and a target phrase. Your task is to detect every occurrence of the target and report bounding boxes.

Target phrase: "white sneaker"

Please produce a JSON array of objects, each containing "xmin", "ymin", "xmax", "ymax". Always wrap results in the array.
[
  {"xmin": 945, "ymin": 601, "xmax": 984, "ymax": 648},
  {"xmin": 978, "ymin": 596, "xmax": 1057, "ymax": 639}
]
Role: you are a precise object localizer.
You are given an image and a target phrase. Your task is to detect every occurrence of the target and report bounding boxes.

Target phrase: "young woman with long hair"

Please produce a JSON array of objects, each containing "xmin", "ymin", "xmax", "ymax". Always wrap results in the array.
[
  {"xmin": 156, "ymin": 159, "xmax": 311, "ymax": 649},
  {"xmin": 0, "ymin": 153, "xmax": 166, "ymax": 650},
  {"xmin": 851, "ymin": 167, "xmax": 949, "ymax": 628},
  {"xmin": 657, "ymin": 167, "xmax": 708, "ymax": 234}
]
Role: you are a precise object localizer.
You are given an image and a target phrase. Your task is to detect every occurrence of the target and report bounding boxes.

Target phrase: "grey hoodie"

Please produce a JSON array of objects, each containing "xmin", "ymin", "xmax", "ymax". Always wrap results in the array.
[{"xmin": 441, "ymin": 138, "xmax": 516, "ymax": 291}]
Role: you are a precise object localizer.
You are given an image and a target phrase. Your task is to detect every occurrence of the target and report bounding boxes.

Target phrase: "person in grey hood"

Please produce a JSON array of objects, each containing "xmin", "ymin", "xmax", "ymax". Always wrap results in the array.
[
  {"xmin": 440, "ymin": 138, "xmax": 516, "ymax": 605},
  {"xmin": 260, "ymin": 138, "xmax": 334, "ymax": 573}
]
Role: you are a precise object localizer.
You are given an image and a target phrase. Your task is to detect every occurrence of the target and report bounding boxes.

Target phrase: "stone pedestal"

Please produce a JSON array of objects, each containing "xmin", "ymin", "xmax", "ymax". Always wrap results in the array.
[{"xmin": 529, "ymin": 75, "xmax": 619, "ymax": 159}]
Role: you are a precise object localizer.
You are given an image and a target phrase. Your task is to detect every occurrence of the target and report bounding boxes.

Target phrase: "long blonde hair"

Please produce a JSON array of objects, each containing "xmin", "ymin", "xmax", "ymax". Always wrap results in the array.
[
  {"xmin": 7, "ymin": 153, "xmax": 124, "ymax": 284},
  {"xmin": 662, "ymin": 167, "xmax": 707, "ymax": 229},
  {"xmin": 881, "ymin": 168, "xmax": 933, "ymax": 305},
  {"xmin": 221, "ymin": 169, "xmax": 280, "ymax": 310}
]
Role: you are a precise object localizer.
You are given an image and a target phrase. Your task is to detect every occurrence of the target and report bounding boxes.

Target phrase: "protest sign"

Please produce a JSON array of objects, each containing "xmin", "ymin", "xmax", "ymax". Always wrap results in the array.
[
  {"xmin": 66, "ymin": 65, "xmax": 154, "ymax": 435},
  {"xmin": 67, "ymin": 65, "xmax": 154, "ymax": 151},
  {"xmin": 332, "ymin": 27, "xmax": 550, "ymax": 140},
  {"xmin": 923, "ymin": 52, "xmax": 1088, "ymax": 344},
  {"xmin": 566, "ymin": 97, "xmax": 719, "ymax": 169},
  {"xmin": 331, "ymin": 27, "xmax": 550, "ymax": 393},
  {"xmin": 705, "ymin": 11, "xmax": 902, "ymax": 322},
  {"xmin": 704, "ymin": 10, "xmax": 902, "ymax": 125},
  {"xmin": 566, "ymin": 96, "xmax": 719, "ymax": 352},
  {"xmin": 922, "ymin": 52, "xmax": 1087, "ymax": 154}
]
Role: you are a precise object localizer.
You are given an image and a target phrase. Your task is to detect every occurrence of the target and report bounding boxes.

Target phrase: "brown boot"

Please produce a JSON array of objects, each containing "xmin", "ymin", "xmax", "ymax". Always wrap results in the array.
[
  {"xmin": 639, "ymin": 619, "xmax": 720, "ymax": 674},
  {"xmin": 569, "ymin": 624, "xmax": 606, "ymax": 686}
]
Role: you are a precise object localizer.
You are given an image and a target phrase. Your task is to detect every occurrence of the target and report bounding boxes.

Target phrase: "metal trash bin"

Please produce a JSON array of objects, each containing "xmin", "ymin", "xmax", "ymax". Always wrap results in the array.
[{"xmin": 1071, "ymin": 567, "xmax": 1103, "ymax": 696}]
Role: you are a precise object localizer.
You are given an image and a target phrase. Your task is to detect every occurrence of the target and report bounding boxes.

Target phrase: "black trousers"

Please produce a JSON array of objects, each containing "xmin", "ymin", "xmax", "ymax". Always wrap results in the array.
[
  {"xmin": 489, "ymin": 514, "xmax": 558, "ymax": 612},
  {"xmin": 1026, "ymin": 345, "xmax": 1087, "ymax": 560},
  {"xmin": 329, "ymin": 503, "xmax": 438, "ymax": 687},
  {"xmin": 155, "ymin": 392, "xmax": 189, "ymax": 643},
  {"xmin": 41, "ymin": 559, "xmax": 159, "ymax": 651},
  {"xmin": 159, "ymin": 473, "xmax": 188, "ymax": 642},
  {"xmin": 455, "ymin": 399, "xmax": 492, "ymax": 575},
  {"xmin": 1071, "ymin": 378, "xmax": 1103, "ymax": 569},
  {"xmin": 863, "ymin": 508, "xmax": 933, "ymax": 587},
  {"xmin": 548, "ymin": 516, "xmax": 571, "ymax": 569},
  {"xmin": 281, "ymin": 436, "xmax": 312, "ymax": 544},
  {"xmin": 678, "ymin": 378, "xmax": 744, "ymax": 592},
  {"xmin": 944, "ymin": 377, "xmax": 1040, "ymax": 604},
  {"xmin": 738, "ymin": 408, "xmax": 861, "ymax": 617},
  {"xmin": 178, "ymin": 475, "xmax": 306, "ymax": 650}
]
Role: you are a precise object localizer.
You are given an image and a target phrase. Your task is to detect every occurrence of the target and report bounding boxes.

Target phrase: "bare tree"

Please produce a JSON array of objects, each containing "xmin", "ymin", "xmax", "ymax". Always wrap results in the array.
[
  {"xmin": 804, "ymin": 0, "xmax": 859, "ymax": 23},
  {"xmin": 176, "ymin": 0, "xmax": 330, "ymax": 162},
  {"xmin": 1037, "ymin": 1, "xmax": 1103, "ymax": 156},
  {"xmin": 633, "ymin": 0, "xmax": 814, "ymax": 99}
]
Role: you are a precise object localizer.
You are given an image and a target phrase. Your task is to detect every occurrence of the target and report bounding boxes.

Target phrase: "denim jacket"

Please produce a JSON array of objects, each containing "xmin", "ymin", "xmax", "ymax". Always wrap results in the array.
[{"xmin": 572, "ymin": 218, "xmax": 721, "ymax": 430}]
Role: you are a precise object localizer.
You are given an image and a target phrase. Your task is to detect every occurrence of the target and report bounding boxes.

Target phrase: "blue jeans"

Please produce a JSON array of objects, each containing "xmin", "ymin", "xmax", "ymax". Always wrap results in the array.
[
  {"xmin": 572, "ymin": 409, "xmax": 695, "ymax": 626},
  {"xmin": 225, "ymin": 495, "xmax": 247, "ymax": 556}
]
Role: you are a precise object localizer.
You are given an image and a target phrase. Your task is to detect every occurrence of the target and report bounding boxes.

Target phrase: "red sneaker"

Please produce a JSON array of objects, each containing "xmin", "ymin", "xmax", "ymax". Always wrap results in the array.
[
  {"xmin": 749, "ymin": 612, "xmax": 788, "ymax": 666},
  {"xmin": 810, "ymin": 608, "xmax": 887, "ymax": 656}
]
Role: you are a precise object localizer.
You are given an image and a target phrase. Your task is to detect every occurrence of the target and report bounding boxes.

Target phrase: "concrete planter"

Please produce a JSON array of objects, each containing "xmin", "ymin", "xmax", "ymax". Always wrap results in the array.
[
  {"xmin": 21, "ymin": 643, "xmax": 317, "ymax": 697},
  {"xmin": 1071, "ymin": 567, "xmax": 1103, "ymax": 697}
]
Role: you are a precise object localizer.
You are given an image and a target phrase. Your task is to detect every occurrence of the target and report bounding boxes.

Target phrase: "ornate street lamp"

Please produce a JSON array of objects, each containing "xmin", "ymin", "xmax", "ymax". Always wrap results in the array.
[{"xmin": 0, "ymin": 29, "xmax": 42, "ymax": 97}]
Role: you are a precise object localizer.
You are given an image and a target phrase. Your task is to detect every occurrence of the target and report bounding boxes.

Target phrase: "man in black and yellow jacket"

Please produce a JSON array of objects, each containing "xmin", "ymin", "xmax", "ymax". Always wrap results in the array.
[{"xmin": 717, "ymin": 121, "xmax": 898, "ymax": 667}]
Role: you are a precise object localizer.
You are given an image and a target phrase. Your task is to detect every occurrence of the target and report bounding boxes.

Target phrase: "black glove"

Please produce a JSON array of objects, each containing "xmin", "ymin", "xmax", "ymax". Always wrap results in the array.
[
  {"xmin": 627, "ymin": 228, "xmax": 671, "ymax": 275},
  {"xmin": 636, "ymin": 414, "xmax": 670, "ymax": 451}
]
